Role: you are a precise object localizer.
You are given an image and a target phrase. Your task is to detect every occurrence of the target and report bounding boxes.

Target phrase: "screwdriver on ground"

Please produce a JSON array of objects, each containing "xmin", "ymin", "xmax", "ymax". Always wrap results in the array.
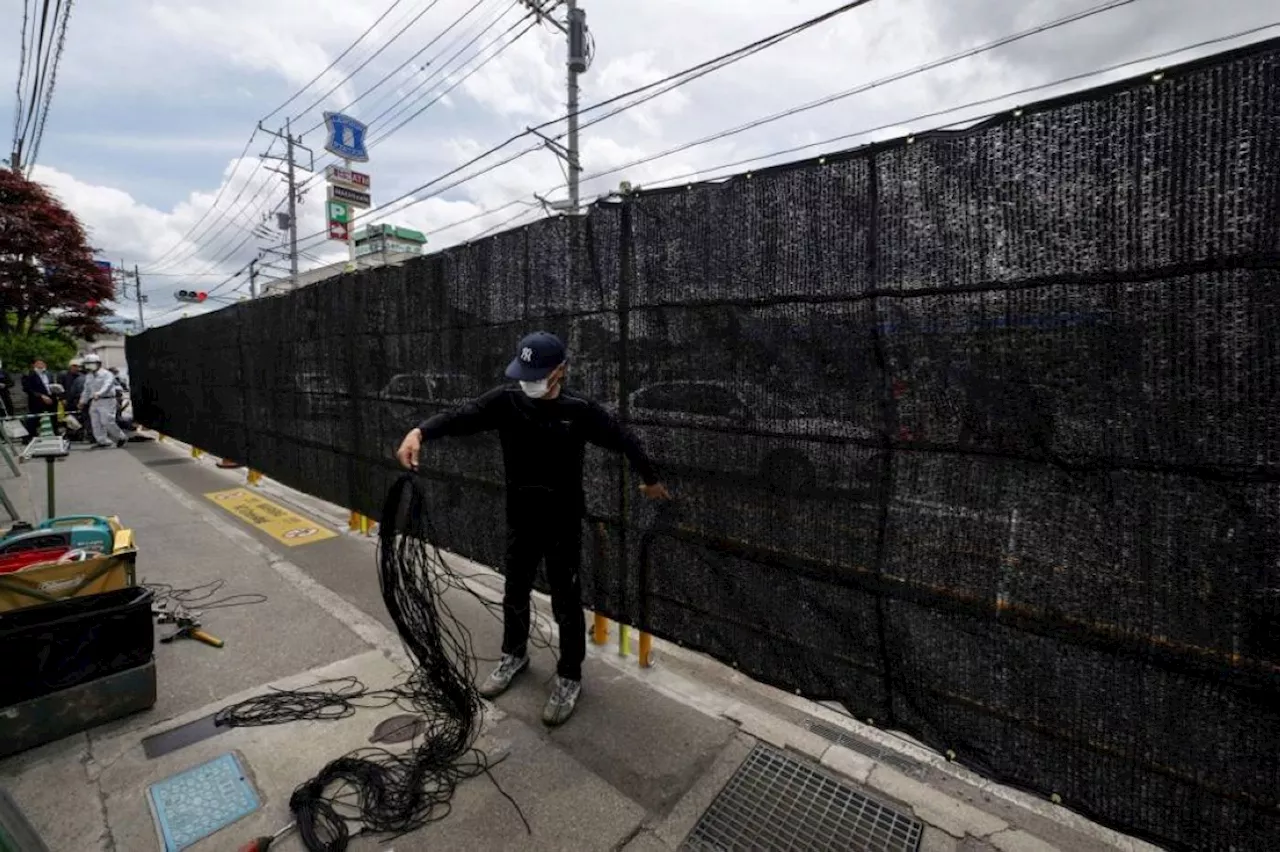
[{"xmin": 238, "ymin": 822, "xmax": 295, "ymax": 851}]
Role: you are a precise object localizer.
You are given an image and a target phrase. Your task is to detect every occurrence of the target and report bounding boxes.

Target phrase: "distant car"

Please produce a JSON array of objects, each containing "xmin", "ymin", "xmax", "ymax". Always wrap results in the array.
[
  {"xmin": 293, "ymin": 371, "xmax": 345, "ymax": 419},
  {"xmin": 377, "ymin": 372, "xmax": 474, "ymax": 429},
  {"xmin": 626, "ymin": 380, "xmax": 876, "ymax": 496}
]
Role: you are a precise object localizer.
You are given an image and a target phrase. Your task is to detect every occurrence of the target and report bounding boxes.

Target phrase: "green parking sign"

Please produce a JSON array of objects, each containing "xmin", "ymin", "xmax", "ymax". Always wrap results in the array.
[{"xmin": 327, "ymin": 201, "xmax": 351, "ymax": 223}]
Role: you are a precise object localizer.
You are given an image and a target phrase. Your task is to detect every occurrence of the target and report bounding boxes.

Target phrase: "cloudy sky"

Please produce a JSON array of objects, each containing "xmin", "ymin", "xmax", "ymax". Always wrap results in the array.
[{"xmin": 5, "ymin": 0, "xmax": 1275, "ymax": 326}]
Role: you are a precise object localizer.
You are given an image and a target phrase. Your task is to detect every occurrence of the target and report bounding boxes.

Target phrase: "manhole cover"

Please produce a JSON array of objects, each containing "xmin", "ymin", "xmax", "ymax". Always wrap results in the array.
[
  {"xmin": 682, "ymin": 743, "xmax": 922, "ymax": 852},
  {"xmin": 370, "ymin": 714, "xmax": 428, "ymax": 744}
]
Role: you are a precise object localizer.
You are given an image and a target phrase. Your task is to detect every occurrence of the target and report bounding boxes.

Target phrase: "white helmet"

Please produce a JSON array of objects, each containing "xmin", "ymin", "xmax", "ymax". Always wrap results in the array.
[
  {"xmin": 69, "ymin": 357, "xmax": 83, "ymax": 368},
  {"xmin": 83, "ymin": 353, "xmax": 102, "ymax": 371}
]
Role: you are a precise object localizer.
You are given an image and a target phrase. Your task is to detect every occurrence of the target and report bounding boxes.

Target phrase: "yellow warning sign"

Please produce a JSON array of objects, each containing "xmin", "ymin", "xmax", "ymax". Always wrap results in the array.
[{"xmin": 205, "ymin": 488, "xmax": 338, "ymax": 547}]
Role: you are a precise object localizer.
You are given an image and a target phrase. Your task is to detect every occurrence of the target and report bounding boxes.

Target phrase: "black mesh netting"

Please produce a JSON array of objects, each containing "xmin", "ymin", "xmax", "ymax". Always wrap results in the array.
[{"xmin": 128, "ymin": 40, "xmax": 1280, "ymax": 851}]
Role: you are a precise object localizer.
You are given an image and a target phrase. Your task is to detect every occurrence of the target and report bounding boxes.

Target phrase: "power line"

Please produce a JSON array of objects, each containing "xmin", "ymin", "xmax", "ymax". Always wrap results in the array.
[
  {"xmin": 261, "ymin": 0, "xmax": 409, "ymax": 123},
  {"xmin": 367, "ymin": 12, "xmax": 537, "ymax": 146},
  {"xmin": 18, "ymin": 0, "xmax": 55, "ymax": 157},
  {"xmin": 148, "ymin": 257, "xmax": 257, "ymax": 323},
  {"xmin": 156, "ymin": 17, "xmax": 1280, "ymax": 309},
  {"xmin": 298, "ymin": 0, "xmax": 506, "ymax": 136},
  {"xmin": 288, "ymin": 1, "xmax": 536, "ymax": 199},
  {"xmin": 618, "ymin": 22, "xmax": 1280, "ymax": 194},
  {"xmin": 25, "ymin": 0, "xmax": 75, "ymax": 171},
  {"xmin": 393, "ymin": 20, "xmax": 1279, "ymax": 252},
  {"xmin": 158, "ymin": 5, "xmax": 539, "ymax": 277},
  {"xmin": 146, "ymin": 1, "xmax": 521, "ymax": 274},
  {"xmin": 293, "ymin": 0, "xmax": 881, "ymax": 246},
  {"xmin": 289, "ymin": 0, "xmax": 449, "ymax": 125},
  {"xmin": 563, "ymin": 0, "xmax": 1141, "ymax": 194},
  {"xmin": 10, "ymin": 0, "xmax": 33, "ymax": 156},
  {"xmin": 143, "ymin": 146, "xmax": 284, "ymax": 272},
  {"xmin": 144, "ymin": 0, "xmax": 414, "ymax": 270}
]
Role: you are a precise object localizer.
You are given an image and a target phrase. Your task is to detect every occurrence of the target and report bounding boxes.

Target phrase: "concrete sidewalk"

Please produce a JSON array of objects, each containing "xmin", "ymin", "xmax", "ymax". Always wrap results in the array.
[{"xmin": 0, "ymin": 436, "xmax": 1162, "ymax": 852}]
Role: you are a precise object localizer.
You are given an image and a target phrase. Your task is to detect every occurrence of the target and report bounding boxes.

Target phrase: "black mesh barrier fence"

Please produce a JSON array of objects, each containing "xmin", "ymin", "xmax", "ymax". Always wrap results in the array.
[{"xmin": 128, "ymin": 39, "xmax": 1280, "ymax": 851}]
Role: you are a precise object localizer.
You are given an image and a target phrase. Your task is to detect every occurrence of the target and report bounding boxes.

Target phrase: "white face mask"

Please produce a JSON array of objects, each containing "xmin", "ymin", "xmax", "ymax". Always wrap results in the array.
[{"xmin": 519, "ymin": 379, "xmax": 550, "ymax": 399}]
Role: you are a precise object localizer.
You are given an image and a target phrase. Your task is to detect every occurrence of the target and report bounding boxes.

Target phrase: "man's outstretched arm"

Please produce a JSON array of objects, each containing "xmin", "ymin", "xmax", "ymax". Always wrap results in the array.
[
  {"xmin": 583, "ymin": 401, "xmax": 671, "ymax": 499},
  {"xmin": 397, "ymin": 388, "xmax": 503, "ymax": 469}
]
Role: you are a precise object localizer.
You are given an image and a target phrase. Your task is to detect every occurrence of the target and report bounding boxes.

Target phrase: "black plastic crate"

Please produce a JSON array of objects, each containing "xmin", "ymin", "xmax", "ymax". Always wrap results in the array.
[{"xmin": 0, "ymin": 586, "xmax": 154, "ymax": 707}]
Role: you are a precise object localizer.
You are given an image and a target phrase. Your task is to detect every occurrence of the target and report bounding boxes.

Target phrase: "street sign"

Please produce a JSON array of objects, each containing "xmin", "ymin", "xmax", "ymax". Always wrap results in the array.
[
  {"xmin": 328, "ymin": 185, "xmax": 371, "ymax": 209},
  {"xmin": 328, "ymin": 220, "xmax": 350, "ymax": 241},
  {"xmin": 325, "ymin": 166, "xmax": 370, "ymax": 190},
  {"xmin": 326, "ymin": 200, "xmax": 351, "ymax": 224},
  {"xmin": 322, "ymin": 112, "xmax": 369, "ymax": 162}
]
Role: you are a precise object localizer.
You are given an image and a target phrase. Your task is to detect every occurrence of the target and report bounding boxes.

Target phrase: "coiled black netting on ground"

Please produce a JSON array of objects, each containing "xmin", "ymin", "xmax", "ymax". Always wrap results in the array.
[{"xmin": 129, "ymin": 39, "xmax": 1280, "ymax": 852}]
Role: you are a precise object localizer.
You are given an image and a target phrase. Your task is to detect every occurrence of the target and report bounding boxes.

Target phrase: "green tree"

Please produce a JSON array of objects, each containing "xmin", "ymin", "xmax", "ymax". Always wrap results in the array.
[{"xmin": 0, "ymin": 332, "xmax": 77, "ymax": 373}]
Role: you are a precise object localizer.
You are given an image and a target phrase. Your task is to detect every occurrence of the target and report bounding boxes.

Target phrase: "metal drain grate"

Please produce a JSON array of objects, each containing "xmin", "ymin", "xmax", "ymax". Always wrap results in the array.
[
  {"xmin": 682, "ymin": 743, "xmax": 922, "ymax": 852},
  {"xmin": 802, "ymin": 719, "xmax": 924, "ymax": 777}
]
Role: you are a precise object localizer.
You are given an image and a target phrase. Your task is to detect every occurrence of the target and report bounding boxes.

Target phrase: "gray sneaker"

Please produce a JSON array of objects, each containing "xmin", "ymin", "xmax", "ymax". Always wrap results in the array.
[
  {"xmin": 478, "ymin": 654, "xmax": 528, "ymax": 699},
  {"xmin": 541, "ymin": 676, "xmax": 582, "ymax": 727}
]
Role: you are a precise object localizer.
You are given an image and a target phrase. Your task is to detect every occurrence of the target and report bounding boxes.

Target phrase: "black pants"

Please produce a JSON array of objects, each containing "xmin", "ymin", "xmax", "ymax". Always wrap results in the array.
[{"xmin": 502, "ymin": 511, "xmax": 585, "ymax": 681}]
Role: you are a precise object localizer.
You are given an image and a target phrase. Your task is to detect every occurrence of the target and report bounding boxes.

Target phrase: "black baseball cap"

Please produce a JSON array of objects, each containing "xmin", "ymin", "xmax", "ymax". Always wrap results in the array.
[{"xmin": 505, "ymin": 331, "xmax": 566, "ymax": 381}]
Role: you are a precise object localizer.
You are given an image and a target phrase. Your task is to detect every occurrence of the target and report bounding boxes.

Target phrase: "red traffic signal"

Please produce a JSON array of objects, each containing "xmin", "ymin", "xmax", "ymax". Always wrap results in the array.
[{"xmin": 175, "ymin": 290, "xmax": 209, "ymax": 303}]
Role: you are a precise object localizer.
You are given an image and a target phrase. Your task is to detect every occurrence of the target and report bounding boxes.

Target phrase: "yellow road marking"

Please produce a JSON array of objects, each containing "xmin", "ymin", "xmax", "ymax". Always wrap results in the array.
[{"xmin": 204, "ymin": 488, "xmax": 338, "ymax": 547}]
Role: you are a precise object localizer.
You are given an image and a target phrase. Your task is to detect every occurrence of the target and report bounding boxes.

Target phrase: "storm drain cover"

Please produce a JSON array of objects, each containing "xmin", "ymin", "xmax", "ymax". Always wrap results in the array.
[
  {"xmin": 802, "ymin": 718, "xmax": 925, "ymax": 778},
  {"xmin": 147, "ymin": 753, "xmax": 259, "ymax": 851},
  {"xmin": 682, "ymin": 743, "xmax": 922, "ymax": 852}
]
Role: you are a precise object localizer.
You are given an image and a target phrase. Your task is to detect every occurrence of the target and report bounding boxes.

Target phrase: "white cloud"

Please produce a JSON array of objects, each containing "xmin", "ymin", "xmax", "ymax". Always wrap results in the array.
[{"xmin": 8, "ymin": 0, "xmax": 1275, "ymax": 325}]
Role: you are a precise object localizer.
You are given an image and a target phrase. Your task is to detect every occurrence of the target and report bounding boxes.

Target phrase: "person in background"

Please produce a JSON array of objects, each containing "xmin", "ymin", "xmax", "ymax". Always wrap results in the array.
[
  {"xmin": 56, "ymin": 358, "xmax": 81, "ymax": 400},
  {"xmin": 21, "ymin": 358, "xmax": 57, "ymax": 435},
  {"xmin": 396, "ymin": 331, "xmax": 670, "ymax": 727},
  {"xmin": 0, "ymin": 359, "xmax": 13, "ymax": 416},
  {"xmin": 66, "ymin": 360, "xmax": 92, "ymax": 442},
  {"xmin": 78, "ymin": 354, "xmax": 126, "ymax": 449},
  {"xmin": 107, "ymin": 367, "xmax": 130, "ymax": 429}
]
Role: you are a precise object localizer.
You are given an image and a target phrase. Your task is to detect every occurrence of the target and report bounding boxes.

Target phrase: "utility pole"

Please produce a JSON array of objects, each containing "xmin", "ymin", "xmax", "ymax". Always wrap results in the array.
[
  {"xmin": 248, "ymin": 257, "xmax": 259, "ymax": 299},
  {"xmin": 113, "ymin": 261, "xmax": 146, "ymax": 333},
  {"xmin": 566, "ymin": 0, "xmax": 587, "ymax": 214},
  {"xmin": 522, "ymin": 0, "xmax": 591, "ymax": 214},
  {"xmin": 133, "ymin": 264, "xmax": 145, "ymax": 331},
  {"xmin": 258, "ymin": 119, "xmax": 314, "ymax": 291}
]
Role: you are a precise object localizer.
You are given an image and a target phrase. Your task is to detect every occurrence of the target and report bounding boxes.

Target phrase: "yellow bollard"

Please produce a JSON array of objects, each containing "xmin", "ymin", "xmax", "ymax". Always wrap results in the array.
[
  {"xmin": 638, "ymin": 632, "xmax": 653, "ymax": 668},
  {"xmin": 591, "ymin": 613, "xmax": 609, "ymax": 645},
  {"xmin": 348, "ymin": 511, "xmax": 372, "ymax": 536},
  {"xmin": 191, "ymin": 447, "xmax": 203, "ymax": 459},
  {"xmin": 618, "ymin": 624, "xmax": 630, "ymax": 657},
  {"xmin": 247, "ymin": 470, "xmax": 263, "ymax": 486}
]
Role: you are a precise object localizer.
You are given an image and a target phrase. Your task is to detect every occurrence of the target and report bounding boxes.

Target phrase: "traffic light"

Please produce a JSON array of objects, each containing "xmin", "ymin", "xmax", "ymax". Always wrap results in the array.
[{"xmin": 175, "ymin": 290, "xmax": 208, "ymax": 303}]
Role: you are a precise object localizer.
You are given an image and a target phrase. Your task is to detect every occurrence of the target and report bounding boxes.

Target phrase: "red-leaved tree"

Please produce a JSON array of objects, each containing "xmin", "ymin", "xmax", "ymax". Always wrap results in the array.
[{"xmin": 0, "ymin": 167, "xmax": 114, "ymax": 338}]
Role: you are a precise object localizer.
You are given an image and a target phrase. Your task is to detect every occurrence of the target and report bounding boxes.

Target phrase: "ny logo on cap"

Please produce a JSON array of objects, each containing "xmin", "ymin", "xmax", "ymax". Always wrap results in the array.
[{"xmin": 521, "ymin": 347, "xmax": 534, "ymax": 363}]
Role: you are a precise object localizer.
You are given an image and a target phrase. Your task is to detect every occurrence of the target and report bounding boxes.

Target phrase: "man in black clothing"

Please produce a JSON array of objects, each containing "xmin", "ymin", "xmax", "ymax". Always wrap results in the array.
[
  {"xmin": 21, "ymin": 359, "xmax": 57, "ymax": 435},
  {"xmin": 396, "ymin": 331, "xmax": 669, "ymax": 726}
]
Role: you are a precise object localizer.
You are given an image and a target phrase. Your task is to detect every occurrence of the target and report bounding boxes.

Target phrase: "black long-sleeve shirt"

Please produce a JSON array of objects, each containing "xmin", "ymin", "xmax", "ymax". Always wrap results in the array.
[{"xmin": 417, "ymin": 386, "xmax": 658, "ymax": 513}]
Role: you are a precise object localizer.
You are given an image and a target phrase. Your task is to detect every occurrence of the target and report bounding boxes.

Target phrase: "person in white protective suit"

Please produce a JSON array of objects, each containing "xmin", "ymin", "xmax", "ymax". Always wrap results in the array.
[{"xmin": 78, "ymin": 354, "xmax": 127, "ymax": 449}]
